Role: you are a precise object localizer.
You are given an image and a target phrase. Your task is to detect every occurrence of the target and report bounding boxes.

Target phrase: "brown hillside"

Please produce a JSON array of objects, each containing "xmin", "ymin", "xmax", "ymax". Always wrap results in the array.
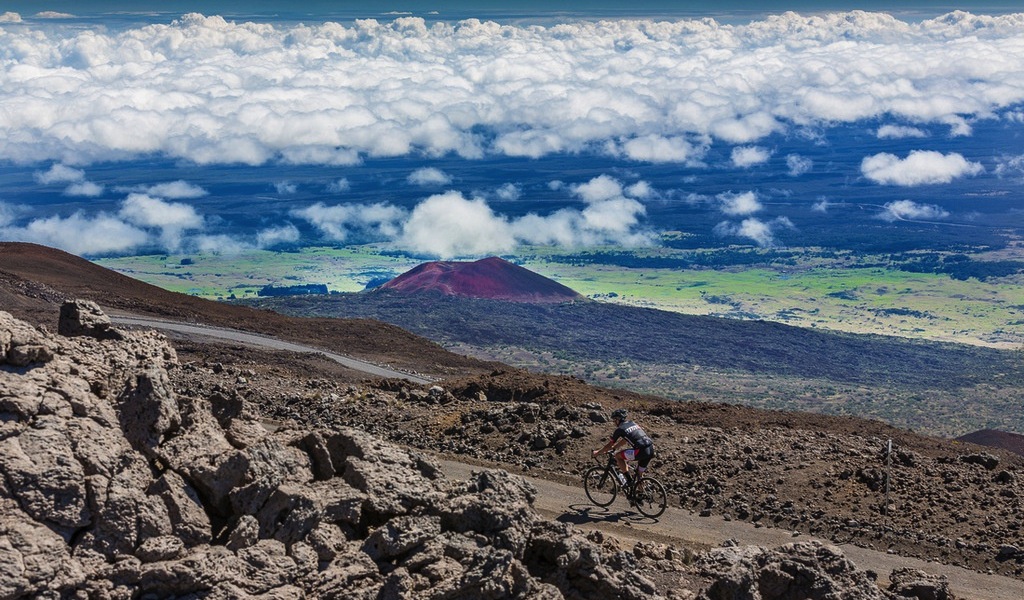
[
  {"xmin": 380, "ymin": 256, "xmax": 582, "ymax": 303},
  {"xmin": 0, "ymin": 242, "xmax": 494, "ymax": 378}
]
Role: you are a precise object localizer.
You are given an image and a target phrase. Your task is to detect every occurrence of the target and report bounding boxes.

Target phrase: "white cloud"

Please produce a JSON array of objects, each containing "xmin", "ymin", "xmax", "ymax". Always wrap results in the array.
[
  {"xmin": 786, "ymin": 154, "xmax": 813, "ymax": 176},
  {"xmin": 291, "ymin": 202, "xmax": 405, "ymax": 242},
  {"xmin": 571, "ymin": 175, "xmax": 623, "ymax": 203},
  {"xmin": 943, "ymin": 116, "xmax": 973, "ymax": 137},
  {"xmin": 581, "ymin": 197, "xmax": 645, "ymax": 234},
  {"xmin": 64, "ymin": 181, "xmax": 104, "ymax": 197},
  {"xmin": 877, "ymin": 124, "xmax": 927, "ymax": 139},
  {"xmin": 7, "ymin": 172, "xmax": 656, "ymax": 259},
  {"xmin": 1, "ymin": 12, "xmax": 1023, "ymax": 166},
  {"xmin": 718, "ymin": 191, "xmax": 762, "ymax": 216},
  {"xmin": 119, "ymin": 194, "xmax": 203, "ymax": 229},
  {"xmin": 714, "ymin": 218, "xmax": 771, "ymax": 247},
  {"xmin": 994, "ymin": 154, "xmax": 1024, "ymax": 179},
  {"xmin": 731, "ymin": 146, "xmax": 771, "ymax": 168},
  {"xmin": 275, "ymin": 181, "xmax": 298, "ymax": 195},
  {"xmin": 1, "ymin": 192, "xmax": 215, "ymax": 255},
  {"xmin": 714, "ymin": 216, "xmax": 793, "ymax": 248},
  {"xmin": 811, "ymin": 197, "xmax": 832, "ymax": 212},
  {"xmin": 35, "ymin": 12, "xmax": 74, "ymax": 19},
  {"xmin": 516, "ymin": 175, "xmax": 653, "ymax": 249},
  {"xmin": 326, "ymin": 178, "xmax": 351, "ymax": 193},
  {"xmin": 618, "ymin": 135, "xmax": 706, "ymax": 164},
  {"xmin": 145, "ymin": 181, "xmax": 208, "ymax": 199},
  {"xmin": 288, "ymin": 173, "xmax": 656, "ymax": 259},
  {"xmin": 256, "ymin": 224, "xmax": 301, "ymax": 248},
  {"xmin": 0, "ymin": 202, "xmax": 22, "ymax": 226},
  {"xmin": 879, "ymin": 200, "xmax": 950, "ymax": 222},
  {"xmin": 626, "ymin": 181, "xmax": 653, "ymax": 199},
  {"xmin": 400, "ymin": 191, "xmax": 516, "ymax": 258},
  {"xmin": 34, "ymin": 164, "xmax": 104, "ymax": 196},
  {"xmin": 191, "ymin": 234, "xmax": 251, "ymax": 255},
  {"xmin": 398, "ymin": 183, "xmax": 653, "ymax": 259},
  {"xmin": 861, "ymin": 150, "xmax": 984, "ymax": 185},
  {"xmin": 0, "ymin": 211, "xmax": 148, "ymax": 255},
  {"xmin": 34, "ymin": 164, "xmax": 86, "ymax": 185},
  {"xmin": 495, "ymin": 183, "xmax": 521, "ymax": 201},
  {"xmin": 119, "ymin": 193, "xmax": 204, "ymax": 251},
  {"xmin": 114, "ymin": 181, "xmax": 208, "ymax": 198},
  {"xmin": 407, "ymin": 167, "xmax": 452, "ymax": 186},
  {"xmin": 1, "ymin": 193, "xmax": 296, "ymax": 256}
]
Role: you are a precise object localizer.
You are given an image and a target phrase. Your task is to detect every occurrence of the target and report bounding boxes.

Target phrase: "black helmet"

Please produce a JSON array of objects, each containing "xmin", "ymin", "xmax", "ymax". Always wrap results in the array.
[{"xmin": 611, "ymin": 408, "xmax": 627, "ymax": 421}]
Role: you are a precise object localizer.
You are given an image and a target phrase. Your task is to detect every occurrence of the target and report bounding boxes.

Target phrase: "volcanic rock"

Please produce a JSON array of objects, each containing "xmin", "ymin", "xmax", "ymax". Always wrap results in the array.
[
  {"xmin": 695, "ymin": 541, "xmax": 888, "ymax": 600},
  {"xmin": 1, "ymin": 304, "xmax": 966, "ymax": 598},
  {"xmin": 0, "ymin": 306, "xmax": 679, "ymax": 598},
  {"xmin": 58, "ymin": 298, "xmax": 123, "ymax": 340}
]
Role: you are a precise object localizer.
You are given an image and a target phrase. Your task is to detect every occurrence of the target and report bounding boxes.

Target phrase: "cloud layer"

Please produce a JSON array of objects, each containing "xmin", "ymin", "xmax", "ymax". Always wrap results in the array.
[
  {"xmin": 1, "ymin": 172, "xmax": 656, "ymax": 258},
  {"xmin": 289, "ymin": 174, "xmax": 656, "ymax": 259},
  {"xmin": 0, "ymin": 11, "xmax": 1022, "ymax": 166}
]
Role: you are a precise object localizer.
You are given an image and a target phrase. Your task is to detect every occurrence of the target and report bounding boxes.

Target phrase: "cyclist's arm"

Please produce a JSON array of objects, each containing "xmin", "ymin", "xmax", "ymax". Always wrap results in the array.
[{"xmin": 593, "ymin": 436, "xmax": 618, "ymax": 455}]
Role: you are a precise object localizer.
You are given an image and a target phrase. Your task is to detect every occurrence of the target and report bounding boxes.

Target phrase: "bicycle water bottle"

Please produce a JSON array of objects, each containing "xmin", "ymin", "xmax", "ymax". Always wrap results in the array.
[{"xmin": 616, "ymin": 471, "xmax": 627, "ymax": 486}]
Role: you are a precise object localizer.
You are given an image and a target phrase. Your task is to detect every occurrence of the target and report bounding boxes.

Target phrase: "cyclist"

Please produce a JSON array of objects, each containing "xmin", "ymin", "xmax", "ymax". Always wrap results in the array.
[{"xmin": 592, "ymin": 408, "xmax": 655, "ymax": 489}]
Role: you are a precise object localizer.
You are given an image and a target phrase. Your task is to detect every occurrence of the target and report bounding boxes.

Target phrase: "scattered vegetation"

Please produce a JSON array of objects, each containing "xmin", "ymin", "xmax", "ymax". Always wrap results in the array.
[{"xmin": 892, "ymin": 252, "xmax": 1024, "ymax": 281}]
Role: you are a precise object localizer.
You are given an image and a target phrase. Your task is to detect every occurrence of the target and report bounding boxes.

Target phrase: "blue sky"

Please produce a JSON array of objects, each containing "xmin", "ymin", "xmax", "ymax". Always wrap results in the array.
[{"xmin": 1, "ymin": 3, "xmax": 1023, "ymax": 257}]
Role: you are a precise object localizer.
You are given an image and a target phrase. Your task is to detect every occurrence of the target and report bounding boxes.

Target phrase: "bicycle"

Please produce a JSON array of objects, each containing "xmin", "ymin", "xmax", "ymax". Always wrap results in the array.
[{"xmin": 583, "ymin": 452, "xmax": 667, "ymax": 518}]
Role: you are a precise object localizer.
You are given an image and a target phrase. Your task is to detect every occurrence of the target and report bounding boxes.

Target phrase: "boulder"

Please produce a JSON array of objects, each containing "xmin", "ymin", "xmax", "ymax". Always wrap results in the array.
[
  {"xmin": 887, "ymin": 567, "xmax": 955, "ymax": 600},
  {"xmin": 58, "ymin": 299, "xmax": 123, "ymax": 340},
  {"xmin": 696, "ymin": 541, "xmax": 889, "ymax": 600}
]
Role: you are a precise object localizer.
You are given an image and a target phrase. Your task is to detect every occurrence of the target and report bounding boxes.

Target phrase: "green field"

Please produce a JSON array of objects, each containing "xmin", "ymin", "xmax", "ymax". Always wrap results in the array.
[
  {"xmin": 95, "ymin": 243, "xmax": 1024, "ymax": 350},
  {"xmin": 96, "ymin": 246, "xmax": 422, "ymax": 299}
]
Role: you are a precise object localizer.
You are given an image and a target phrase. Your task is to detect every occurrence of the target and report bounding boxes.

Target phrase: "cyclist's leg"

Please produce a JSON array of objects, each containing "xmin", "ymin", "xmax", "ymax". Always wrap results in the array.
[
  {"xmin": 615, "ymin": 449, "xmax": 635, "ymax": 481},
  {"xmin": 636, "ymin": 446, "xmax": 654, "ymax": 480}
]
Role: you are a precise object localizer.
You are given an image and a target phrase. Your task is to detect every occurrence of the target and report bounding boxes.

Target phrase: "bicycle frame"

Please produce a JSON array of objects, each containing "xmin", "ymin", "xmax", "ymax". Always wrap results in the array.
[{"xmin": 599, "ymin": 450, "xmax": 641, "ymax": 482}]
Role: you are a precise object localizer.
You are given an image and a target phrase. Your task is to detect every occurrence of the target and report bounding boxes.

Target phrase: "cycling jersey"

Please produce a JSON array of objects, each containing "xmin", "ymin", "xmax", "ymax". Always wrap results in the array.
[{"xmin": 611, "ymin": 420, "xmax": 653, "ymax": 449}]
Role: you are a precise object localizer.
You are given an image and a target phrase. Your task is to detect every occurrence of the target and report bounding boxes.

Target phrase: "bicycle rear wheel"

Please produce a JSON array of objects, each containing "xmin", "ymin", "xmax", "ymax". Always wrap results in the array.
[
  {"xmin": 583, "ymin": 466, "xmax": 617, "ymax": 507},
  {"xmin": 632, "ymin": 477, "xmax": 667, "ymax": 518}
]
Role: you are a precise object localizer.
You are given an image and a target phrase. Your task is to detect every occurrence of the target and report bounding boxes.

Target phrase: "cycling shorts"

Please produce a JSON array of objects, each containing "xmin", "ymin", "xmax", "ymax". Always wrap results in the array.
[{"xmin": 617, "ymin": 445, "xmax": 654, "ymax": 468}]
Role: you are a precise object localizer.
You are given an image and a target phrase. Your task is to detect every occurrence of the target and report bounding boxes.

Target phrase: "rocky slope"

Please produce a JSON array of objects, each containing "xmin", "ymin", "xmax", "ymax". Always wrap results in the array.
[
  {"xmin": 182, "ymin": 345, "xmax": 1024, "ymax": 581},
  {"xmin": 0, "ymin": 302, "xmax": 956, "ymax": 599}
]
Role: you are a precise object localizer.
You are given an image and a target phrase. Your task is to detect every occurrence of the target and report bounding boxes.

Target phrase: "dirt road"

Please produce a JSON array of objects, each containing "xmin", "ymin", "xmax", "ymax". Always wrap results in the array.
[
  {"xmin": 111, "ymin": 314, "xmax": 431, "ymax": 384},
  {"xmin": 438, "ymin": 459, "xmax": 1024, "ymax": 600}
]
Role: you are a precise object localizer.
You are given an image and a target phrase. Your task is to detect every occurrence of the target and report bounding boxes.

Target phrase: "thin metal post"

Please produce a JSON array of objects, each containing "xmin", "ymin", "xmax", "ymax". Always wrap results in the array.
[{"xmin": 883, "ymin": 439, "xmax": 892, "ymax": 532}]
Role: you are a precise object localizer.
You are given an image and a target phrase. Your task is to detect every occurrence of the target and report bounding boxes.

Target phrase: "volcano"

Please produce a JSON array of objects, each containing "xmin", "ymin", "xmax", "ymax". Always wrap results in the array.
[{"xmin": 378, "ymin": 257, "xmax": 582, "ymax": 303}]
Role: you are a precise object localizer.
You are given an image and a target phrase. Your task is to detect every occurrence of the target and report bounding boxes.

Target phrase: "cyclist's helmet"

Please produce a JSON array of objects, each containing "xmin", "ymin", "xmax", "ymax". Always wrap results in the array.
[{"xmin": 611, "ymin": 408, "xmax": 627, "ymax": 422}]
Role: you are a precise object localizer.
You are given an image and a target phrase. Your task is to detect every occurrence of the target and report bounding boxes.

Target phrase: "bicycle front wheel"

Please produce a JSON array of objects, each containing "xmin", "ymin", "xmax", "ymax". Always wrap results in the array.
[
  {"xmin": 633, "ymin": 477, "xmax": 667, "ymax": 518},
  {"xmin": 583, "ymin": 466, "xmax": 617, "ymax": 507}
]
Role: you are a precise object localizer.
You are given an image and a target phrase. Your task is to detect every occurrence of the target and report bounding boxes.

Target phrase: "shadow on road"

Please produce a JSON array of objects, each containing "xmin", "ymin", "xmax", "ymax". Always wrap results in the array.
[{"xmin": 559, "ymin": 503, "xmax": 659, "ymax": 525}]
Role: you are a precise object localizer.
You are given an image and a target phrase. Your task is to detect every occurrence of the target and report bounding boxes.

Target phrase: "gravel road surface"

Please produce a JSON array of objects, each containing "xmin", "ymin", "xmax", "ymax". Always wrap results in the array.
[{"xmin": 435, "ymin": 459, "xmax": 1024, "ymax": 599}]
